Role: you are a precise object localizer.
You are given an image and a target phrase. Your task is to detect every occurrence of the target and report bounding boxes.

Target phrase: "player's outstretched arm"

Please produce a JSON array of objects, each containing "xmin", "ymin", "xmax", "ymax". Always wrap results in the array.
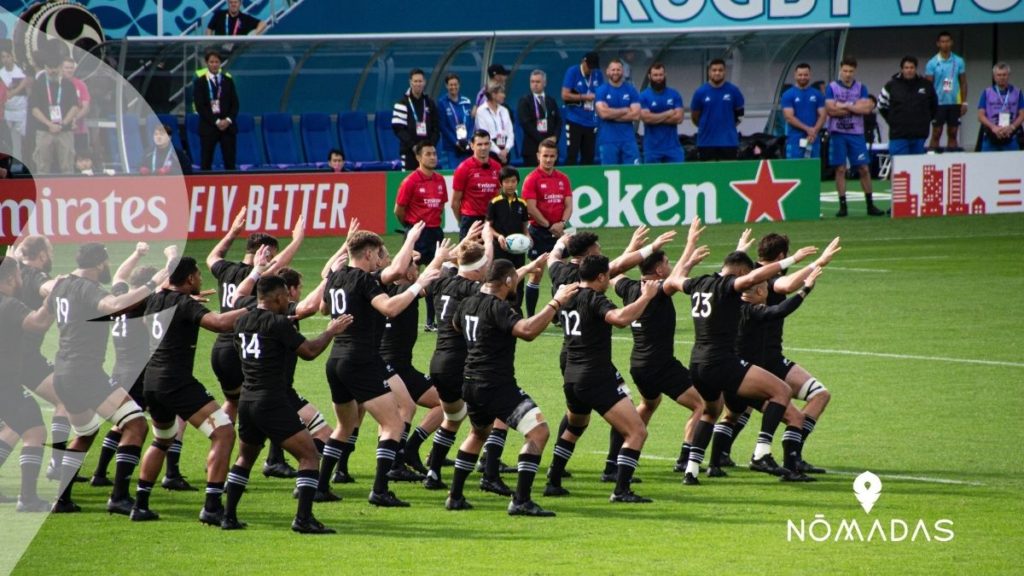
[
  {"xmin": 747, "ymin": 266, "xmax": 821, "ymax": 321},
  {"xmin": 609, "ymin": 230, "xmax": 676, "ymax": 277},
  {"xmin": 665, "ymin": 218, "xmax": 706, "ymax": 295},
  {"xmin": 512, "ymin": 282, "xmax": 578, "ymax": 340},
  {"xmin": 230, "ymin": 245, "xmax": 273, "ymax": 307},
  {"xmin": 515, "ymin": 252, "xmax": 548, "ymax": 284},
  {"xmin": 774, "ymin": 237, "xmax": 840, "ymax": 294},
  {"xmin": 382, "ymin": 221, "xmax": 425, "ymax": 285},
  {"xmin": 604, "ymin": 279, "xmax": 659, "ymax": 327},
  {"xmin": 207, "ymin": 209, "xmax": 246, "ymax": 270},
  {"xmin": 297, "ymin": 314, "xmax": 353, "ymax": 360},
  {"xmin": 113, "ymin": 242, "xmax": 149, "ymax": 285},
  {"xmin": 666, "ymin": 245, "xmax": 711, "ymax": 294},
  {"xmin": 97, "ymin": 248, "xmax": 175, "ymax": 315},
  {"xmin": 734, "ymin": 245, "xmax": 817, "ymax": 292},
  {"xmin": 294, "ymin": 276, "xmax": 329, "ymax": 320},
  {"xmin": 324, "ymin": 217, "xmax": 360, "ymax": 278},
  {"xmin": 371, "ymin": 267, "xmax": 441, "ymax": 318},
  {"xmin": 200, "ymin": 307, "xmax": 249, "ymax": 333},
  {"xmin": 265, "ymin": 215, "xmax": 305, "ymax": 275}
]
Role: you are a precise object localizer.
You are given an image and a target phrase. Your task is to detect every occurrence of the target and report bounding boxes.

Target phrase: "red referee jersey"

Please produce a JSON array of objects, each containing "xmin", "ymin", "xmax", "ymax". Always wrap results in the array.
[
  {"xmin": 453, "ymin": 156, "xmax": 501, "ymax": 217},
  {"xmin": 396, "ymin": 169, "xmax": 448, "ymax": 227},
  {"xmin": 522, "ymin": 167, "xmax": 572, "ymax": 226}
]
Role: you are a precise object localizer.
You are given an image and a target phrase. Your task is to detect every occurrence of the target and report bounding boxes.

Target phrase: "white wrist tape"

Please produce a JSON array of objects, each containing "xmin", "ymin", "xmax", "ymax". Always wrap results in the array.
[
  {"xmin": 778, "ymin": 256, "xmax": 796, "ymax": 270},
  {"xmin": 639, "ymin": 246, "xmax": 653, "ymax": 259},
  {"xmin": 406, "ymin": 282, "xmax": 423, "ymax": 296}
]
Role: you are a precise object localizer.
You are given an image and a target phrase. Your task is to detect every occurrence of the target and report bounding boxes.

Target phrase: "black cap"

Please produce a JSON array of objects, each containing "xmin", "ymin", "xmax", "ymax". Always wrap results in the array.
[
  {"xmin": 76, "ymin": 243, "xmax": 109, "ymax": 269},
  {"xmin": 584, "ymin": 52, "xmax": 600, "ymax": 68},
  {"xmin": 487, "ymin": 64, "xmax": 510, "ymax": 78}
]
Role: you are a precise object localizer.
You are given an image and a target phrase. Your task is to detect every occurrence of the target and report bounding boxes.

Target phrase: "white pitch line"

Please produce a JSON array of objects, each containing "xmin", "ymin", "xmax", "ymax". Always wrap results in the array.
[
  {"xmin": 820, "ymin": 266, "xmax": 890, "ymax": 273},
  {"xmin": 587, "ymin": 451, "xmax": 985, "ymax": 486}
]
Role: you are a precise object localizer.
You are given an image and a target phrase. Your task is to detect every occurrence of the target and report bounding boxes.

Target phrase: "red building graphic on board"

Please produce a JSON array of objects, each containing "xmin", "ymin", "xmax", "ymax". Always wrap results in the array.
[
  {"xmin": 921, "ymin": 165, "xmax": 945, "ymax": 216},
  {"xmin": 891, "ymin": 171, "xmax": 917, "ymax": 217},
  {"xmin": 971, "ymin": 197, "xmax": 986, "ymax": 214},
  {"xmin": 946, "ymin": 163, "xmax": 968, "ymax": 215}
]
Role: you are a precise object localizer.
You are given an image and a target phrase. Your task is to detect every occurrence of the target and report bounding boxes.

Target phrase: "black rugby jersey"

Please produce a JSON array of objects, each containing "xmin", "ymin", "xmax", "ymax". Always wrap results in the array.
[
  {"xmin": 616, "ymin": 278, "xmax": 675, "ymax": 370},
  {"xmin": 736, "ymin": 290, "xmax": 805, "ymax": 364},
  {"xmin": 0, "ymin": 293, "xmax": 30, "ymax": 386},
  {"xmin": 381, "ymin": 283, "xmax": 420, "ymax": 367},
  {"xmin": 49, "ymin": 275, "xmax": 110, "ymax": 373},
  {"xmin": 109, "ymin": 281, "xmax": 150, "ymax": 380},
  {"xmin": 455, "ymin": 292, "xmax": 521, "ymax": 387},
  {"xmin": 323, "ymin": 265, "xmax": 384, "ymax": 360},
  {"xmin": 211, "ymin": 260, "xmax": 253, "ymax": 349},
  {"xmin": 430, "ymin": 272, "xmax": 480, "ymax": 367},
  {"xmin": 682, "ymin": 273, "xmax": 743, "ymax": 364},
  {"xmin": 234, "ymin": 307, "xmax": 306, "ymax": 396},
  {"xmin": 561, "ymin": 287, "xmax": 617, "ymax": 380},
  {"xmin": 143, "ymin": 290, "xmax": 211, "ymax": 392}
]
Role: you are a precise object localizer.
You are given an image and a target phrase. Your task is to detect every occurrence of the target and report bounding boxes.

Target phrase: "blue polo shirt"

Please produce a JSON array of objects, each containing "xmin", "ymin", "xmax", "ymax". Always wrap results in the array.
[
  {"xmin": 780, "ymin": 85, "xmax": 824, "ymax": 137},
  {"xmin": 690, "ymin": 81, "xmax": 744, "ymax": 147},
  {"xmin": 640, "ymin": 86, "xmax": 684, "ymax": 152},
  {"xmin": 926, "ymin": 53, "xmax": 966, "ymax": 106},
  {"xmin": 595, "ymin": 82, "xmax": 640, "ymax": 143},
  {"xmin": 562, "ymin": 65, "xmax": 604, "ymax": 128}
]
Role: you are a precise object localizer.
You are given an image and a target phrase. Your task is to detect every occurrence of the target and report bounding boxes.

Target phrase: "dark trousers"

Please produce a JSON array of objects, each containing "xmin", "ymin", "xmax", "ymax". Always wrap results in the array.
[
  {"xmin": 400, "ymin": 146, "xmax": 419, "ymax": 171},
  {"xmin": 564, "ymin": 122, "xmax": 597, "ymax": 166},
  {"xmin": 459, "ymin": 215, "xmax": 484, "ymax": 240},
  {"xmin": 200, "ymin": 130, "xmax": 237, "ymax": 170}
]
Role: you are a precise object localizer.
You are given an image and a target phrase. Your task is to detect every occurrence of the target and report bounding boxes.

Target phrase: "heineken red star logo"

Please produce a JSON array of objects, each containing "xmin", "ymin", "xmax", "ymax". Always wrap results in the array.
[{"xmin": 730, "ymin": 160, "xmax": 800, "ymax": 223}]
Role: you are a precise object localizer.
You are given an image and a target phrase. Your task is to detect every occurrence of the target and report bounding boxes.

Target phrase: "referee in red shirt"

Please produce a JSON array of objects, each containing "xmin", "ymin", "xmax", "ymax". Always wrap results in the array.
[
  {"xmin": 394, "ymin": 141, "xmax": 448, "ymax": 330},
  {"xmin": 521, "ymin": 137, "xmax": 573, "ymax": 316},
  {"xmin": 451, "ymin": 130, "xmax": 501, "ymax": 239}
]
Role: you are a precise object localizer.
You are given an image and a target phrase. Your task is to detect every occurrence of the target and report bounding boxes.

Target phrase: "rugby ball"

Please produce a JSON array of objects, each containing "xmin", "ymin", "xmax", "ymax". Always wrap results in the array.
[{"xmin": 505, "ymin": 233, "xmax": 532, "ymax": 255}]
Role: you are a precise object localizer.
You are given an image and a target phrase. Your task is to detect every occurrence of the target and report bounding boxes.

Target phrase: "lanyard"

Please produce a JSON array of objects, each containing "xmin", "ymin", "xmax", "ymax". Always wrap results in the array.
[
  {"xmin": 447, "ymin": 98, "xmax": 464, "ymax": 124},
  {"xmin": 45, "ymin": 76, "xmax": 61, "ymax": 107},
  {"xmin": 533, "ymin": 94, "xmax": 546, "ymax": 119},
  {"xmin": 408, "ymin": 95, "xmax": 427, "ymax": 124},
  {"xmin": 581, "ymin": 66, "xmax": 593, "ymax": 94},
  {"xmin": 486, "ymin": 105, "xmax": 504, "ymax": 131},
  {"xmin": 996, "ymin": 87, "xmax": 1011, "ymax": 112},
  {"xmin": 208, "ymin": 74, "xmax": 221, "ymax": 100},
  {"xmin": 226, "ymin": 13, "xmax": 241, "ymax": 35},
  {"xmin": 153, "ymin": 147, "xmax": 173, "ymax": 171}
]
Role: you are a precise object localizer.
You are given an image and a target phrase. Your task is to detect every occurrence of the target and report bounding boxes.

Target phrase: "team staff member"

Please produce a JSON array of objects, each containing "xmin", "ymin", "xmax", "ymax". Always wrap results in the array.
[
  {"xmin": 193, "ymin": 49, "xmax": 239, "ymax": 171},
  {"xmin": 878, "ymin": 56, "xmax": 938, "ymax": 157},
  {"xmin": 439, "ymin": 73, "xmax": 473, "ymax": 168},
  {"xmin": 595, "ymin": 59, "xmax": 641, "ymax": 166},
  {"xmin": 925, "ymin": 31, "xmax": 967, "ymax": 151},
  {"xmin": 517, "ymin": 70, "xmax": 561, "ymax": 167},
  {"xmin": 392, "ymin": 68, "xmax": 440, "ymax": 171},
  {"xmin": 222, "ymin": 275, "xmax": 351, "ymax": 533},
  {"xmin": 562, "ymin": 52, "xmax": 603, "ymax": 165},
  {"xmin": 781, "ymin": 63, "xmax": 826, "ymax": 159},
  {"xmin": 977, "ymin": 62, "xmax": 1024, "ymax": 152},
  {"xmin": 451, "ymin": 130, "xmax": 501, "ymax": 239},
  {"xmin": 826, "ymin": 56, "xmax": 884, "ymax": 217},
  {"xmin": 395, "ymin": 141, "xmax": 448, "ymax": 331},
  {"xmin": 639, "ymin": 62, "xmax": 685, "ymax": 164},
  {"xmin": 474, "ymin": 85, "xmax": 515, "ymax": 165},
  {"xmin": 690, "ymin": 59, "xmax": 745, "ymax": 161},
  {"xmin": 205, "ymin": 0, "xmax": 266, "ymax": 36},
  {"xmin": 521, "ymin": 138, "xmax": 572, "ymax": 316}
]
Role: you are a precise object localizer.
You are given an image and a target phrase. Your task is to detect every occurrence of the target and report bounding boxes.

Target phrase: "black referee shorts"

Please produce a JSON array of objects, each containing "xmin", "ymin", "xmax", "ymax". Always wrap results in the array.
[
  {"xmin": 238, "ymin": 392, "xmax": 306, "ymax": 448},
  {"xmin": 325, "ymin": 356, "xmax": 391, "ymax": 405},
  {"xmin": 630, "ymin": 358, "xmax": 692, "ymax": 401},
  {"xmin": 528, "ymin": 225, "xmax": 558, "ymax": 259},
  {"xmin": 145, "ymin": 379, "xmax": 216, "ymax": 424},
  {"xmin": 411, "ymin": 226, "xmax": 444, "ymax": 264},
  {"xmin": 689, "ymin": 358, "xmax": 752, "ymax": 404}
]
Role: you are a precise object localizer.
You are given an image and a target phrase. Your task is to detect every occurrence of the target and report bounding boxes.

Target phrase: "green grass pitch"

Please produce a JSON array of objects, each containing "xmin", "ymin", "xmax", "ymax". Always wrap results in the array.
[{"xmin": 4, "ymin": 211, "xmax": 1022, "ymax": 575}]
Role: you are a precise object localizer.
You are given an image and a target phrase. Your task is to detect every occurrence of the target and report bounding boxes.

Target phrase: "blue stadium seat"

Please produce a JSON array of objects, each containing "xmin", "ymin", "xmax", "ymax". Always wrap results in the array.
[
  {"xmin": 261, "ymin": 112, "xmax": 303, "ymax": 167},
  {"xmin": 185, "ymin": 113, "xmax": 223, "ymax": 170},
  {"xmin": 374, "ymin": 110, "xmax": 401, "ymax": 162},
  {"xmin": 235, "ymin": 113, "xmax": 264, "ymax": 169},
  {"xmin": 300, "ymin": 112, "xmax": 337, "ymax": 168},
  {"xmin": 337, "ymin": 111, "xmax": 378, "ymax": 162},
  {"xmin": 106, "ymin": 114, "xmax": 145, "ymax": 173}
]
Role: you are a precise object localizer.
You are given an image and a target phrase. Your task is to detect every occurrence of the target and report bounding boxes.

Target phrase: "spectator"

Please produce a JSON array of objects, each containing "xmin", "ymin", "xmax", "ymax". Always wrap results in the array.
[
  {"xmin": 517, "ymin": 69, "xmax": 560, "ymax": 167},
  {"xmin": 205, "ymin": 0, "xmax": 266, "ymax": 36},
  {"xmin": 29, "ymin": 49, "xmax": 78, "ymax": 175},
  {"xmin": 474, "ymin": 84, "xmax": 515, "ymax": 165},
  {"xmin": 639, "ymin": 62, "xmax": 685, "ymax": 164},
  {"xmin": 781, "ymin": 63, "xmax": 826, "ymax": 159},
  {"xmin": 977, "ymin": 62, "xmax": 1023, "ymax": 152},
  {"xmin": 690, "ymin": 58, "xmax": 745, "ymax": 161},
  {"xmin": 438, "ymin": 73, "xmax": 473, "ymax": 169},
  {"xmin": 140, "ymin": 124, "xmax": 192, "ymax": 175},
  {"xmin": 327, "ymin": 148, "xmax": 347, "ymax": 172},
  {"xmin": 561, "ymin": 52, "xmax": 603, "ymax": 165},
  {"xmin": 61, "ymin": 58, "xmax": 90, "ymax": 154},
  {"xmin": 925, "ymin": 31, "xmax": 967, "ymax": 151},
  {"xmin": 392, "ymin": 68, "xmax": 440, "ymax": 171},
  {"xmin": 0, "ymin": 77, "xmax": 8, "ymax": 162},
  {"xmin": 878, "ymin": 56, "xmax": 937, "ymax": 157},
  {"xmin": 74, "ymin": 152, "xmax": 95, "ymax": 175},
  {"xmin": 826, "ymin": 56, "xmax": 884, "ymax": 217},
  {"xmin": 451, "ymin": 130, "xmax": 501, "ymax": 238},
  {"xmin": 474, "ymin": 64, "xmax": 510, "ymax": 117},
  {"xmin": 595, "ymin": 58, "xmax": 640, "ymax": 165},
  {"xmin": 192, "ymin": 49, "xmax": 239, "ymax": 170},
  {"xmin": 1, "ymin": 47, "xmax": 29, "ymax": 163}
]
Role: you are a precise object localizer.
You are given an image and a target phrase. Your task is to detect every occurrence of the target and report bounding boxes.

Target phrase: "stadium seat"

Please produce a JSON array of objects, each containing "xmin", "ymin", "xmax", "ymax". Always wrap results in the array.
[
  {"xmin": 261, "ymin": 112, "xmax": 304, "ymax": 167},
  {"xmin": 337, "ymin": 111, "xmax": 378, "ymax": 162},
  {"xmin": 234, "ymin": 113, "xmax": 264, "ymax": 169},
  {"xmin": 106, "ymin": 114, "xmax": 145, "ymax": 173},
  {"xmin": 300, "ymin": 112, "xmax": 337, "ymax": 168},
  {"xmin": 374, "ymin": 110, "xmax": 401, "ymax": 162},
  {"xmin": 185, "ymin": 113, "xmax": 223, "ymax": 170}
]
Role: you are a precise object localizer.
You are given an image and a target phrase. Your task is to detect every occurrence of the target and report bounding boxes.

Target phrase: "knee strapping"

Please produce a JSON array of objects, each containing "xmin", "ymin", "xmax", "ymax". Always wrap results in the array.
[
  {"xmin": 443, "ymin": 404, "xmax": 467, "ymax": 423},
  {"xmin": 110, "ymin": 401, "xmax": 145, "ymax": 429},
  {"xmin": 152, "ymin": 421, "xmax": 179, "ymax": 440},
  {"xmin": 516, "ymin": 408, "xmax": 544, "ymax": 436},
  {"xmin": 306, "ymin": 411, "xmax": 328, "ymax": 434},
  {"xmin": 196, "ymin": 409, "xmax": 233, "ymax": 438},
  {"xmin": 72, "ymin": 414, "xmax": 102, "ymax": 437},
  {"xmin": 797, "ymin": 378, "xmax": 828, "ymax": 401}
]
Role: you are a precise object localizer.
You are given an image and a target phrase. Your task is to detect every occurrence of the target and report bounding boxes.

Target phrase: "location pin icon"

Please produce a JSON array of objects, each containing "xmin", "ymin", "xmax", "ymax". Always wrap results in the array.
[{"xmin": 853, "ymin": 471, "xmax": 882, "ymax": 514}]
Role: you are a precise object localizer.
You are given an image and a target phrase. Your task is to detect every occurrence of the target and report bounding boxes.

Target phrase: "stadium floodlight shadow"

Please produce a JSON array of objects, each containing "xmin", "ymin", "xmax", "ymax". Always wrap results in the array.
[{"xmin": 1, "ymin": 7, "xmax": 190, "ymax": 573}]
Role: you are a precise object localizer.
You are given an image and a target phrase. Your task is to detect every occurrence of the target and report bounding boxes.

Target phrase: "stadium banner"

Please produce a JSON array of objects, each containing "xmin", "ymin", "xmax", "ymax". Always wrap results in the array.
[
  {"xmin": 890, "ymin": 150, "xmax": 1024, "ymax": 219},
  {"xmin": 385, "ymin": 159, "xmax": 821, "ymax": 234},
  {"xmin": 0, "ymin": 172, "xmax": 386, "ymax": 243},
  {"xmin": 596, "ymin": 0, "xmax": 1024, "ymax": 30}
]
